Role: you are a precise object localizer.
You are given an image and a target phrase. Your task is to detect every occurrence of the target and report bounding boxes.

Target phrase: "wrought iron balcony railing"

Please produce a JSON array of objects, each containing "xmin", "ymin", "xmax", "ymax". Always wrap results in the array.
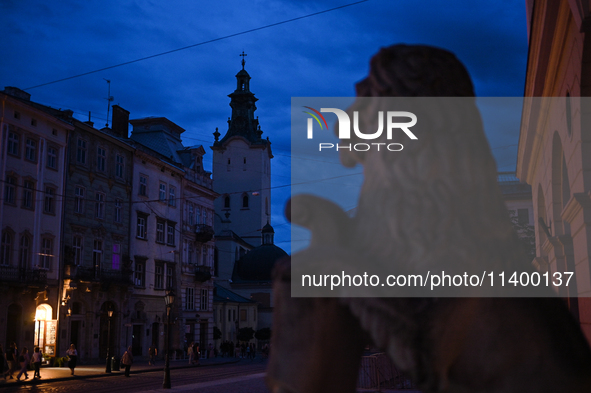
[
  {"xmin": 193, "ymin": 265, "xmax": 212, "ymax": 282},
  {"xmin": 195, "ymin": 224, "xmax": 215, "ymax": 243},
  {"xmin": 0, "ymin": 266, "xmax": 47, "ymax": 286}
]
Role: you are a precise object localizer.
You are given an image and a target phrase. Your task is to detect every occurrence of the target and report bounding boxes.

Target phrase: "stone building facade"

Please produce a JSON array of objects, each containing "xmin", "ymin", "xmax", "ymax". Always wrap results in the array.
[{"xmin": 518, "ymin": 0, "xmax": 591, "ymax": 341}]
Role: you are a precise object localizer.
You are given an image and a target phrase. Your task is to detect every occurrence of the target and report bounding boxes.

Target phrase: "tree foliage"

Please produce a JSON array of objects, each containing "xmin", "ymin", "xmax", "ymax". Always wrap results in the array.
[
  {"xmin": 237, "ymin": 327, "xmax": 255, "ymax": 342},
  {"xmin": 213, "ymin": 326, "xmax": 222, "ymax": 340},
  {"xmin": 255, "ymin": 327, "xmax": 271, "ymax": 341}
]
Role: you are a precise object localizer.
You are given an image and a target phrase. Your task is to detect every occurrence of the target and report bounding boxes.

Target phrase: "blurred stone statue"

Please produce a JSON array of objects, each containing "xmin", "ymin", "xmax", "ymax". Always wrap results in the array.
[{"xmin": 267, "ymin": 44, "xmax": 591, "ymax": 393}]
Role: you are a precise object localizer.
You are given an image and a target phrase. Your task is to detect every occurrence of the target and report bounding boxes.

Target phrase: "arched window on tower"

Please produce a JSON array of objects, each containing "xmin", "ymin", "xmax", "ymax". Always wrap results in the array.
[
  {"xmin": 224, "ymin": 195, "xmax": 230, "ymax": 209},
  {"xmin": 242, "ymin": 194, "xmax": 249, "ymax": 209}
]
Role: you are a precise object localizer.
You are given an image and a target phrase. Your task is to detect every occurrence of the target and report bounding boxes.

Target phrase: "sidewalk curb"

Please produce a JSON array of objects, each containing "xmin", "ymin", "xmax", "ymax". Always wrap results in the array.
[{"xmin": 0, "ymin": 359, "xmax": 242, "ymax": 388}]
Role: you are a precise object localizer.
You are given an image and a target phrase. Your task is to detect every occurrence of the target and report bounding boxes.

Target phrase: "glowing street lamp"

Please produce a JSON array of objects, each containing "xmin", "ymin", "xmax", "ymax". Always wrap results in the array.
[
  {"xmin": 163, "ymin": 290, "xmax": 175, "ymax": 389},
  {"xmin": 105, "ymin": 309, "xmax": 113, "ymax": 373}
]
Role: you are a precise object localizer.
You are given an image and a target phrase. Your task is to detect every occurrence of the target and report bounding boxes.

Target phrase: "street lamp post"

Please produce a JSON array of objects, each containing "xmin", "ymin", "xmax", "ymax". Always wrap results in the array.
[
  {"xmin": 163, "ymin": 289, "xmax": 175, "ymax": 389},
  {"xmin": 105, "ymin": 309, "xmax": 113, "ymax": 373}
]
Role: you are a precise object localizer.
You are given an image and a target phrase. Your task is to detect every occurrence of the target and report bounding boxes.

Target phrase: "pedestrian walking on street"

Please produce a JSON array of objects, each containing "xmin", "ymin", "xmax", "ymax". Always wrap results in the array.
[
  {"xmin": 4, "ymin": 343, "xmax": 16, "ymax": 379},
  {"xmin": 193, "ymin": 342, "xmax": 200, "ymax": 365},
  {"xmin": 16, "ymin": 347, "xmax": 29, "ymax": 381},
  {"xmin": 0, "ymin": 344, "xmax": 6, "ymax": 381},
  {"xmin": 148, "ymin": 344, "xmax": 157, "ymax": 366},
  {"xmin": 121, "ymin": 346, "xmax": 133, "ymax": 377},
  {"xmin": 66, "ymin": 344, "xmax": 78, "ymax": 376},
  {"xmin": 188, "ymin": 342, "xmax": 194, "ymax": 364},
  {"xmin": 31, "ymin": 347, "xmax": 42, "ymax": 379}
]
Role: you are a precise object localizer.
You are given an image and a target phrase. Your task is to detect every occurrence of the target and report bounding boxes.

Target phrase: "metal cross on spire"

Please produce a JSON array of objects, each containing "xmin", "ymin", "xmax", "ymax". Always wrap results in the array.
[{"xmin": 240, "ymin": 51, "xmax": 247, "ymax": 69}]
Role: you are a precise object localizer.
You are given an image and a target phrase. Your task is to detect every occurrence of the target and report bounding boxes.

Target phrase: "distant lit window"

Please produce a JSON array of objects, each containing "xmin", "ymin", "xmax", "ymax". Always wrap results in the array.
[
  {"xmin": 73, "ymin": 236, "xmax": 83, "ymax": 266},
  {"xmin": 116, "ymin": 155, "xmax": 124, "ymax": 178},
  {"xmin": 25, "ymin": 139, "xmax": 37, "ymax": 161},
  {"xmin": 46, "ymin": 146, "xmax": 58, "ymax": 169},
  {"xmin": 40, "ymin": 237, "xmax": 53, "ymax": 270},
  {"xmin": 96, "ymin": 147, "xmax": 106, "ymax": 172},
  {"xmin": 44, "ymin": 187, "xmax": 55, "ymax": 214},
  {"xmin": 7, "ymin": 132, "xmax": 20, "ymax": 156},
  {"xmin": 76, "ymin": 139, "xmax": 87, "ymax": 164},
  {"xmin": 22, "ymin": 180, "xmax": 34, "ymax": 209}
]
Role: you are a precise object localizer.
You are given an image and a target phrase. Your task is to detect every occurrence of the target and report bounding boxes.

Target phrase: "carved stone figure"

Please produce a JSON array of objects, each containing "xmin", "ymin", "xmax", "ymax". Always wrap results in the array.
[{"xmin": 267, "ymin": 45, "xmax": 591, "ymax": 393}]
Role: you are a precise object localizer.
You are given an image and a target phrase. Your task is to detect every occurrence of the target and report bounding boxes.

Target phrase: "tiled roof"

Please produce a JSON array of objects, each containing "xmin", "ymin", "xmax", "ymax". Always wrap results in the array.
[{"xmin": 213, "ymin": 283, "xmax": 255, "ymax": 303}]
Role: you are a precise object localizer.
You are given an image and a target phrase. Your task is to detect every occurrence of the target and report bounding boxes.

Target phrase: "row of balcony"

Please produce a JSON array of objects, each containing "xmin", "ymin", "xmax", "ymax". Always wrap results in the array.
[
  {"xmin": 64, "ymin": 265, "xmax": 133, "ymax": 286},
  {"xmin": 0, "ymin": 266, "xmax": 47, "ymax": 286}
]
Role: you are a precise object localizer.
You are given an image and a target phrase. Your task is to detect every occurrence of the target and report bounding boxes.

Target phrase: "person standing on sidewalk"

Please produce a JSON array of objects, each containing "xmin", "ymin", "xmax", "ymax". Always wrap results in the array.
[
  {"xmin": 121, "ymin": 346, "xmax": 133, "ymax": 377},
  {"xmin": 193, "ymin": 342, "xmax": 200, "ymax": 366},
  {"xmin": 16, "ymin": 347, "xmax": 29, "ymax": 381},
  {"xmin": 31, "ymin": 347, "xmax": 42, "ymax": 379},
  {"xmin": 66, "ymin": 344, "xmax": 78, "ymax": 376},
  {"xmin": 148, "ymin": 344, "xmax": 157, "ymax": 366},
  {"xmin": 0, "ymin": 344, "xmax": 6, "ymax": 381},
  {"xmin": 5, "ymin": 343, "xmax": 16, "ymax": 379},
  {"xmin": 187, "ymin": 342, "xmax": 194, "ymax": 365}
]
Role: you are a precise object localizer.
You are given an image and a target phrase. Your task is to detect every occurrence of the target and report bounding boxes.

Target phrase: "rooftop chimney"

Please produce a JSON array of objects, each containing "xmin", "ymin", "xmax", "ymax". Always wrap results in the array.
[{"xmin": 111, "ymin": 105, "xmax": 130, "ymax": 138}]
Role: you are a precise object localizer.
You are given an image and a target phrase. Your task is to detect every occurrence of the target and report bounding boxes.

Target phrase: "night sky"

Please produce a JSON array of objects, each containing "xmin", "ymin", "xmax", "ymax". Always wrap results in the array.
[{"xmin": 0, "ymin": 0, "xmax": 529, "ymax": 253}]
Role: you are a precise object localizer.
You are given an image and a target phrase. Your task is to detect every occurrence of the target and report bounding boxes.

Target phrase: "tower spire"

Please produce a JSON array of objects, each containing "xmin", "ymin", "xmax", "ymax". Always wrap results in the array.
[{"xmin": 240, "ymin": 51, "xmax": 247, "ymax": 70}]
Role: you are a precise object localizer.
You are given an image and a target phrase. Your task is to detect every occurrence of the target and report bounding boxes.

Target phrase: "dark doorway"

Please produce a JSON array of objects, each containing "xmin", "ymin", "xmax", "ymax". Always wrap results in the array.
[
  {"xmin": 132, "ymin": 325, "xmax": 142, "ymax": 356},
  {"xmin": 70, "ymin": 320, "xmax": 80, "ymax": 349},
  {"xmin": 199, "ymin": 322, "xmax": 207, "ymax": 358},
  {"xmin": 6, "ymin": 304, "xmax": 22, "ymax": 348}
]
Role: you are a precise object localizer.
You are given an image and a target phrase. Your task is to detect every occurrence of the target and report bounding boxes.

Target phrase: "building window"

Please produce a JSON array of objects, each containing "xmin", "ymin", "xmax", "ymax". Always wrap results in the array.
[
  {"xmin": 159, "ymin": 183, "xmax": 166, "ymax": 202},
  {"xmin": 31, "ymin": 118, "xmax": 37, "ymax": 126},
  {"xmin": 95, "ymin": 192, "xmax": 105, "ymax": 219},
  {"xmin": 187, "ymin": 244, "xmax": 193, "ymax": 264},
  {"xmin": 185, "ymin": 287, "xmax": 194, "ymax": 310},
  {"xmin": 74, "ymin": 186, "xmax": 85, "ymax": 214},
  {"xmin": 240, "ymin": 309, "xmax": 247, "ymax": 322},
  {"xmin": 155, "ymin": 263, "xmax": 164, "ymax": 290},
  {"xmin": 115, "ymin": 155, "xmax": 124, "ymax": 178},
  {"xmin": 13, "ymin": 111, "xmax": 20, "ymax": 119},
  {"xmin": 112, "ymin": 243, "xmax": 120, "ymax": 270},
  {"xmin": 7, "ymin": 132, "xmax": 20, "ymax": 156},
  {"xmin": 139, "ymin": 175, "xmax": 147, "ymax": 196},
  {"xmin": 136, "ymin": 213, "xmax": 147, "ymax": 239},
  {"xmin": 200, "ymin": 289, "xmax": 208, "ymax": 311},
  {"xmin": 169, "ymin": 186, "xmax": 176, "ymax": 207},
  {"xmin": 40, "ymin": 237, "xmax": 53, "ymax": 270},
  {"xmin": 134, "ymin": 260, "xmax": 145, "ymax": 287},
  {"xmin": 167, "ymin": 222, "xmax": 175, "ymax": 246},
  {"xmin": 188, "ymin": 203, "xmax": 194, "ymax": 225},
  {"xmin": 195, "ymin": 206, "xmax": 201, "ymax": 224},
  {"xmin": 203, "ymin": 208, "xmax": 208, "ymax": 225},
  {"xmin": 4, "ymin": 176, "xmax": 17, "ymax": 205},
  {"xmin": 156, "ymin": 219, "xmax": 165, "ymax": 243},
  {"xmin": 22, "ymin": 180, "xmax": 34, "ymax": 209},
  {"xmin": 19, "ymin": 235, "xmax": 31, "ymax": 268},
  {"xmin": 202, "ymin": 246, "xmax": 208, "ymax": 265},
  {"xmin": 92, "ymin": 240, "xmax": 102, "ymax": 275},
  {"xmin": 46, "ymin": 146, "xmax": 57, "ymax": 169},
  {"xmin": 96, "ymin": 147, "xmax": 106, "ymax": 172},
  {"xmin": 44, "ymin": 187, "xmax": 55, "ymax": 214},
  {"xmin": 25, "ymin": 139, "xmax": 37, "ymax": 162},
  {"xmin": 517, "ymin": 208, "xmax": 530, "ymax": 225},
  {"xmin": 167, "ymin": 265, "xmax": 173, "ymax": 289},
  {"xmin": 115, "ymin": 199, "xmax": 122, "ymax": 223},
  {"xmin": 242, "ymin": 194, "xmax": 249, "ymax": 208},
  {"xmin": 1, "ymin": 231, "xmax": 12, "ymax": 266},
  {"xmin": 224, "ymin": 196, "xmax": 230, "ymax": 209},
  {"xmin": 76, "ymin": 138, "xmax": 87, "ymax": 164},
  {"xmin": 73, "ymin": 236, "xmax": 83, "ymax": 266}
]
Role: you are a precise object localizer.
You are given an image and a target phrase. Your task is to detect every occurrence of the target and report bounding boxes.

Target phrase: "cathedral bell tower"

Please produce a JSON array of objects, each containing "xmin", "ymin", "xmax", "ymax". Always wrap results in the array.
[{"xmin": 211, "ymin": 53, "xmax": 273, "ymax": 246}]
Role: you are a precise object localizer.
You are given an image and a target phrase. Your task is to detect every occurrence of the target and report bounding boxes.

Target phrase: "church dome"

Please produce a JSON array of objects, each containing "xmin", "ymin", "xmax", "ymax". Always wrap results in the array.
[{"xmin": 234, "ymin": 243, "xmax": 288, "ymax": 282}]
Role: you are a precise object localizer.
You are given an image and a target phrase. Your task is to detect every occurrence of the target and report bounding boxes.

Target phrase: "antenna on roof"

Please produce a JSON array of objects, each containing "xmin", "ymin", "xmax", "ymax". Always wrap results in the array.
[{"xmin": 104, "ymin": 79, "xmax": 114, "ymax": 127}]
